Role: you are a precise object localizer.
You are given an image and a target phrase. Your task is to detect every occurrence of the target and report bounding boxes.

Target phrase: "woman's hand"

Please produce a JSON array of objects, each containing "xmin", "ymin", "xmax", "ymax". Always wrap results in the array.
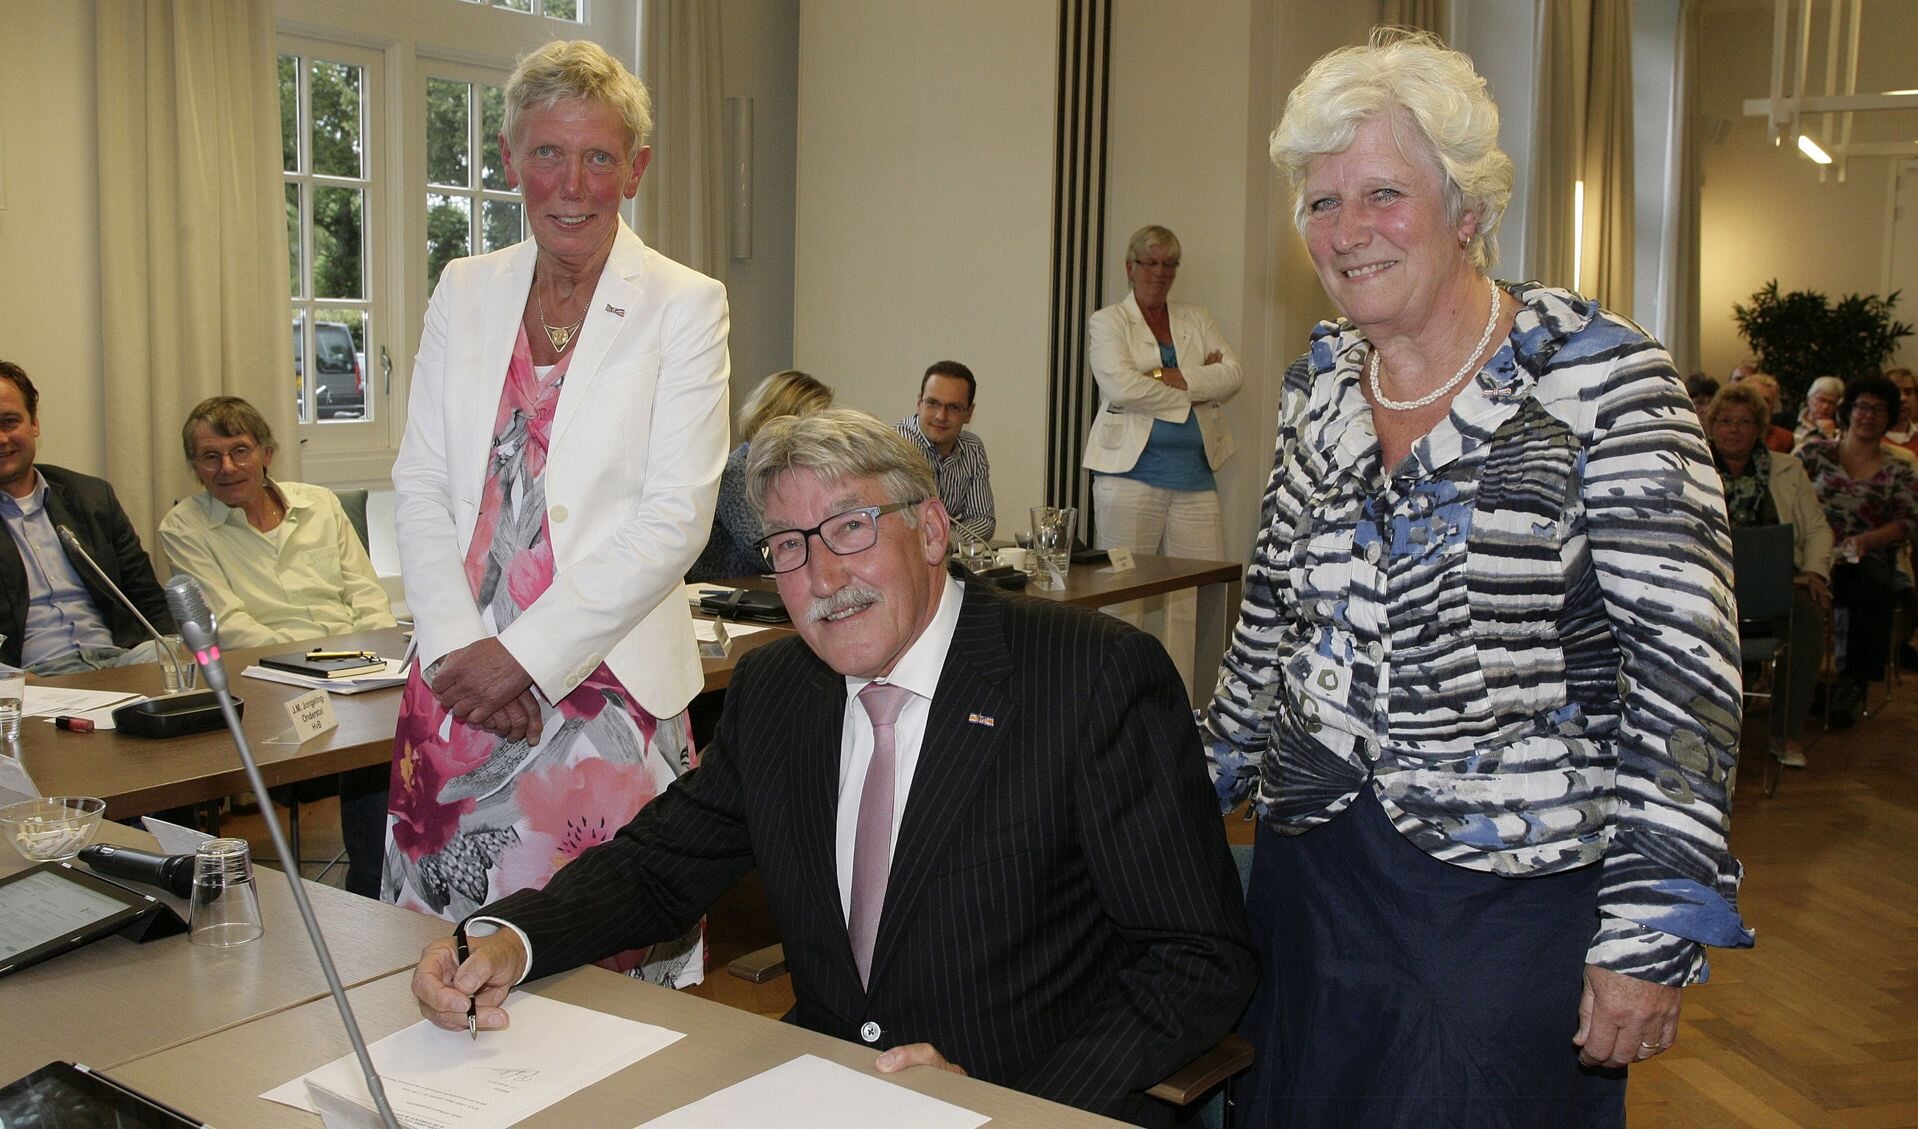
[
  {"xmin": 1157, "ymin": 366, "xmax": 1189, "ymax": 391},
  {"xmin": 1574, "ymin": 964, "xmax": 1681, "ymax": 1068},
  {"xmin": 429, "ymin": 638, "xmax": 540, "ymax": 742},
  {"xmin": 1795, "ymin": 571, "xmax": 1832, "ymax": 609}
]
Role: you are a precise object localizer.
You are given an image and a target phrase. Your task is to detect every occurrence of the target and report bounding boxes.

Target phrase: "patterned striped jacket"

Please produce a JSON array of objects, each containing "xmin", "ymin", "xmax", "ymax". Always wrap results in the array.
[{"xmin": 1201, "ymin": 282, "xmax": 1753, "ymax": 985}]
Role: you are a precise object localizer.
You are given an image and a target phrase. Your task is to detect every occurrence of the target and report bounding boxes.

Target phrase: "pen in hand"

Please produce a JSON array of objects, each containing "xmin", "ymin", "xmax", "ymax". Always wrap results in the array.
[{"xmin": 455, "ymin": 928, "xmax": 477, "ymax": 1040}]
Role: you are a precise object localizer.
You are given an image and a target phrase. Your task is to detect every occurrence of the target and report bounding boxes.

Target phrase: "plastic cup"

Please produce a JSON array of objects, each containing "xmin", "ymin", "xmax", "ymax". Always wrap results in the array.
[{"xmin": 189, "ymin": 837, "xmax": 264, "ymax": 947}]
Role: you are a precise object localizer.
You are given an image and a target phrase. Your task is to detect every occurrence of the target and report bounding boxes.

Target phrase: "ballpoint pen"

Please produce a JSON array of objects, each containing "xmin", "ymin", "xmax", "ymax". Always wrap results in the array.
[
  {"xmin": 307, "ymin": 649, "xmax": 380, "ymax": 661},
  {"xmin": 455, "ymin": 926, "xmax": 477, "ymax": 1040}
]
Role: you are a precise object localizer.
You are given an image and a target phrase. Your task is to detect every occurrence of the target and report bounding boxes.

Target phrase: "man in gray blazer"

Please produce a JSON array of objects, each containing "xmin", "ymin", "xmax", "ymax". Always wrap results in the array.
[{"xmin": 411, "ymin": 409, "xmax": 1252, "ymax": 1126}]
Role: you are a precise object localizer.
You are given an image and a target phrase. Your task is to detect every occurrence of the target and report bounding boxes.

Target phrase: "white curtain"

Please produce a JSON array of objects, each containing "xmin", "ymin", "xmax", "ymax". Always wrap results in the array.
[
  {"xmin": 95, "ymin": 0, "xmax": 296, "ymax": 541},
  {"xmin": 1527, "ymin": 0, "xmax": 1635, "ymax": 316},
  {"xmin": 639, "ymin": 0, "xmax": 728, "ymax": 281},
  {"xmin": 1655, "ymin": 0, "xmax": 1703, "ymax": 373}
]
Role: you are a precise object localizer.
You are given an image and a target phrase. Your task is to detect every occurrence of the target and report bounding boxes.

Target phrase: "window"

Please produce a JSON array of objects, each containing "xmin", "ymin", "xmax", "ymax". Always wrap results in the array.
[
  {"xmin": 463, "ymin": 0, "xmax": 584, "ymax": 19},
  {"xmin": 280, "ymin": 37, "xmax": 394, "ymax": 464},
  {"xmin": 424, "ymin": 71, "xmax": 525, "ymax": 296}
]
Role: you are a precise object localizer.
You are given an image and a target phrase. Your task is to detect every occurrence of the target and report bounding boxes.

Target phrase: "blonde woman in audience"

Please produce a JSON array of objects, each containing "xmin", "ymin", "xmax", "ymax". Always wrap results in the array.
[
  {"xmin": 1706, "ymin": 383, "xmax": 1830, "ymax": 767},
  {"xmin": 1203, "ymin": 30, "xmax": 1749, "ymax": 1125},
  {"xmin": 687, "ymin": 370, "xmax": 830, "ymax": 582},
  {"xmin": 384, "ymin": 41, "xmax": 726, "ymax": 989}
]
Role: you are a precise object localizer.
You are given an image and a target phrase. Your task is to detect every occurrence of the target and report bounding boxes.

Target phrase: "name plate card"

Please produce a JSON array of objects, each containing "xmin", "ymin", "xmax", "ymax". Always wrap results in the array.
[{"xmin": 282, "ymin": 689, "xmax": 339, "ymax": 744}]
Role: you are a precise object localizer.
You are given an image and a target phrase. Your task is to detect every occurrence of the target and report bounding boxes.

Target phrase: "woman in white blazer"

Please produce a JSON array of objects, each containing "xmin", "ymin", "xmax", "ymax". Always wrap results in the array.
[
  {"xmin": 383, "ymin": 43, "xmax": 727, "ymax": 990},
  {"xmin": 1707, "ymin": 382, "xmax": 1832, "ymax": 767},
  {"xmin": 1084, "ymin": 225, "xmax": 1243, "ymax": 561}
]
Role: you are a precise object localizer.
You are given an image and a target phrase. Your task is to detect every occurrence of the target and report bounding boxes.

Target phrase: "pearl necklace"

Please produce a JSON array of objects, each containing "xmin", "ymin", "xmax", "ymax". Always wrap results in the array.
[{"xmin": 1366, "ymin": 283, "xmax": 1502, "ymax": 412}]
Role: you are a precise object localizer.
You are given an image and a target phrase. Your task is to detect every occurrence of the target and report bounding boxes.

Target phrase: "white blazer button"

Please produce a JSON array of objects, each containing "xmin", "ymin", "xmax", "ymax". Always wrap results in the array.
[
  {"xmin": 550, "ymin": 504, "xmax": 569, "ymax": 523},
  {"xmin": 860, "ymin": 1021, "xmax": 882, "ymax": 1043}
]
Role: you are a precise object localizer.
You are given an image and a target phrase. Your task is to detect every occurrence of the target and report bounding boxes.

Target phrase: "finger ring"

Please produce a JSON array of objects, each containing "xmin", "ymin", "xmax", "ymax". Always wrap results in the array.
[{"xmin": 1638, "ymin": 1041, "xmax": 1668, "ymax": 1050}]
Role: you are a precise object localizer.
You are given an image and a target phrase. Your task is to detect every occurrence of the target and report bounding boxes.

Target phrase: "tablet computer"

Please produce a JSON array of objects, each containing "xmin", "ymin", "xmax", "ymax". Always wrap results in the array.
[
  {"xmin": 0, "ymin": 1061, "xmax": 207, "ymax": 1127},
  {"xmin": 0, "ymin": 861, "xmax": 166, "ymax": 978}
]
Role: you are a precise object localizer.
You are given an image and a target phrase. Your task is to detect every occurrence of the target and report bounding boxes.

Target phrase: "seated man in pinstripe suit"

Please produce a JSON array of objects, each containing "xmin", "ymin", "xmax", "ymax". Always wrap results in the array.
[{"xmin": 412, "ymin": 409, "xmax": 1253, "ymax": 1126}]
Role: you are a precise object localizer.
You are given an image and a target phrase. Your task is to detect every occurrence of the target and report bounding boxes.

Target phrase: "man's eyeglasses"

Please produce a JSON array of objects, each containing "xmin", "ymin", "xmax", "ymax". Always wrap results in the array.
[
  {"xmin": 755, "ymin": 500, "xmax": 922, "ymax": 574},
  {"xmin": 918, "ymin": 396, "xmax": 971, "ymax": 417},
  {"xmin": 194, "ymin": 443, "xmax": 260, "ymax": 473}
]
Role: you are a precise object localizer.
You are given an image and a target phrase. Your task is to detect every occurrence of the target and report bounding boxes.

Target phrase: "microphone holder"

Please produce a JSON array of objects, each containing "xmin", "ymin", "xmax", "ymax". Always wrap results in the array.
[{"xmin": 179, "ymin": 620, "xmax": 401, "ymax": 1129}]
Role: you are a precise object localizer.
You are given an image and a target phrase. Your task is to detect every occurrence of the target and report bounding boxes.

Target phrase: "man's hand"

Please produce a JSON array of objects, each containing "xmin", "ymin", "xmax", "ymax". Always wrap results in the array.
[
  {"xmin": 412, "ymin": 931, "xmax": 527, "ymax": 1032},
  {"xmin": 1574, "ymin": 964, "xmax": 1681, "ymax": 1068},
  {"xmin": 875, "ymin": 1043, "xmax": 967, "ymax": 1078},
  {"xmin": 429, "ymin": 638, "xmax": 537, "ymax": 740}
]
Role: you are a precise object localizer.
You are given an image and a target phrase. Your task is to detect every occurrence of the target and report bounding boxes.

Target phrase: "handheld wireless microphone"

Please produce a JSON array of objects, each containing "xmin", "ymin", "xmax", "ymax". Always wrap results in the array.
[{"xmin": 78, "ymin": 844, "xmax": 197, "ymax": 899}]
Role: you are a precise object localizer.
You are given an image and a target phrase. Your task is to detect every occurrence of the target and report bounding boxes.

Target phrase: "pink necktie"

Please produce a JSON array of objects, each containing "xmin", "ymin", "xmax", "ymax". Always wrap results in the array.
[{"xmin": 850, "ymin": 681, "xmax": 913, "ymax": 987}]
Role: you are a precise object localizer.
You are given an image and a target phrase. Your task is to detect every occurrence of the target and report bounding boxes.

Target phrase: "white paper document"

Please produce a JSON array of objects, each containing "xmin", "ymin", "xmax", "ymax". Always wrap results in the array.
[
  {"xmin": 141, "ymin": 815, "xmax": 215, "ymax": 855},
  {"xmin": 637, "ymin": 1054, "xmax": 990, "ymax": 1129},
  {"xmin": 22, "ymin": 686, "xmax": 143, "ymax": 717},
  {"xmin": 263, "ymin": 991, "xmax": 684, "ymax": 1129},
  {"xmin": 242, "ymin": 657, "xmax": 409, "ymax": 694},
  {"xmin": 692, "ymin": 618, "xmax": 770, "ymax": 643}
]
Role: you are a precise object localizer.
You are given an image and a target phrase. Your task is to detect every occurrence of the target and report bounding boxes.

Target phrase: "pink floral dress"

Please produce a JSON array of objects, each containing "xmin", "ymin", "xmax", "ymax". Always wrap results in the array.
[{"xmin": 382, "ymin": 326, "xmax": 702, "ymax": 987}]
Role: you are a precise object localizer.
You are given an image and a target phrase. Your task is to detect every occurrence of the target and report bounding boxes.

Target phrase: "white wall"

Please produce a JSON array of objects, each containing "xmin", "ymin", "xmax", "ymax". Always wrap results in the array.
[
  {"xmin": 0, "ymin": 5, "xmax": 105, "ymax": 475},
  {"xmin": 1696, "ymin": 0, "xmax": 1918, "ymax": 381},
  {"xmin": 792, "ymin": 0, "xmax": 1058, "ymax": 529},
  {"xmin": 717, "ymin": 0, "xmax": 799, "ymax": 410}
]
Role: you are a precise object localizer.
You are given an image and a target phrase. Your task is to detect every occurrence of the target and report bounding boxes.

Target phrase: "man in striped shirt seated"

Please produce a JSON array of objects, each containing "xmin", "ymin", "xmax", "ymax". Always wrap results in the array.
[{"xmin": 894, "ymin": 361, "xmax": 994, "ymax": 542}]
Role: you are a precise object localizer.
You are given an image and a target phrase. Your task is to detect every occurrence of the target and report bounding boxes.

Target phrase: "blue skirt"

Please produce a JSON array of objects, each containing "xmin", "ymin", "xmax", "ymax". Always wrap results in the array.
[{"xmin": 1236, "ymin": 787, "xmax": 1625, "ymax": 1128}]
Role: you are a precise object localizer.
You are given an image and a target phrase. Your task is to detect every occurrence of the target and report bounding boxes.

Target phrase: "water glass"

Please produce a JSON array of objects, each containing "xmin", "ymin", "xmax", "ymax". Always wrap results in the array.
[
  {"xmin": 189, "ymin": 837, "xmax": 264, "ymax": 947},
  {"xmin": 1029, "ymin": 506, "xmax": 1078, "ymax": 590},
  {"xmin": 0, "ymin": 661, "xmax": 23, "ymax": 744},
  {"xmin": 161, "ymin": 634, "xmax": 198, "ymax": 692}
]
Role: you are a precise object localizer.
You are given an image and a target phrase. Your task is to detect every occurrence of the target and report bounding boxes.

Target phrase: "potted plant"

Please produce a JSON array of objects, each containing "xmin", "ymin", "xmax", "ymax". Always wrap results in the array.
[{"xmin": 1733, "ymin": 280, "xmax": 1912, "ymax": 410}]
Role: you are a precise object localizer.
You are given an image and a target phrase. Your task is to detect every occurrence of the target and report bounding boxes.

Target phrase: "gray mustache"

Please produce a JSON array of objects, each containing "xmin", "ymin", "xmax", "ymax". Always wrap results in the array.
[{"xmin": 806, "ymin": 582, "xmax": 883, "ymax": 623}]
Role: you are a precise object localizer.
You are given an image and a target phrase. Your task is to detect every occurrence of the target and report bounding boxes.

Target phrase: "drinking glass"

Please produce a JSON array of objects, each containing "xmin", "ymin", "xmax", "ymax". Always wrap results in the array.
[
  {"xmin": 1029, "ymin": 506, "xmax": 1077, "ymax": 590},
  {"xmin": 189, "ymin": 837, "xmax": 264, "ymax": 947}
]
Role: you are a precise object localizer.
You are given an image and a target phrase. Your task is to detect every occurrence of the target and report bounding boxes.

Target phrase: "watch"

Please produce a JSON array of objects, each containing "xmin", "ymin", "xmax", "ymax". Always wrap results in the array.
[{"xmin": 1148, "ymin": 367, "xmax": 1164, "ymax": 382}]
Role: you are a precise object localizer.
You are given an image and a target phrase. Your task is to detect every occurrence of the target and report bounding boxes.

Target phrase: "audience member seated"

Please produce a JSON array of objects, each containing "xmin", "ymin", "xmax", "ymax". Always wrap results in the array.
[
  {"xmin": 159, "ymin": 396, "xmax": 397, "ymax": 647},
  {"xmin": 894, "ymin": 360, "xmax": 994, "ymax": 542},
  {"xmin": 1685, "ymin": 373, "xmax": 1719, "ymax": 421},
  {"xmin": 159, "ymin": 395, "xmax": 398, "ymax": 899},
  {"xmin": 1795, "ymin": 375, "xmax": 1844, "ymax": 448},
  {"xmin": 1796, "ymin": 374, "xmax": 1917, "ymax": 726},
  {"xmin": 0, "ymin": 359, "xmax": 176, "ymax": 673},
  {"xmin": 1707, "ymin": 383, "xmax": 1831, "ymax": 766},
  {"xmin": 686, "ymin": 370, "xmax": 831, "ymax": 582},
  {"xmin": 1735, "ymin": 371, "xmax": 1796, "ymax": 454}
]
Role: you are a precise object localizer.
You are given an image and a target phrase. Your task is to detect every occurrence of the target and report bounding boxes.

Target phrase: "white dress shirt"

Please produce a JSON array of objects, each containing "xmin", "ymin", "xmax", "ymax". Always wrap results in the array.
[{"xmin": 834, "ymin": 574, "xmax": 964, "ymax": 923}]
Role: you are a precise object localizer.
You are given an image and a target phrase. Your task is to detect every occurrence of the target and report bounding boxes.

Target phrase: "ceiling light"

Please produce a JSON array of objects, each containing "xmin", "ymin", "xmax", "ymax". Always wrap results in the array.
[{"xmin": 1798, "ymin": 135, "xmax": 1833, "ymax": 164}]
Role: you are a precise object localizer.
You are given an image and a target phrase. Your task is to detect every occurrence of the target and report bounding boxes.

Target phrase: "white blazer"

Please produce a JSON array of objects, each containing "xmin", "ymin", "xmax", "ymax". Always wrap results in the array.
[
  {"xmin": 393, "ymin": 220, "xmax": 730, "ymax": 718},
  {"xmin": 1082, "ymin": 292, "xmax": 1243, "ymax": 475}
]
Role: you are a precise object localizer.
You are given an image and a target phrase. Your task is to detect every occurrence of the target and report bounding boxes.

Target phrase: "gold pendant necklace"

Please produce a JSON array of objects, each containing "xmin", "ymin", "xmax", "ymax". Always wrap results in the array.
[{"xmin": 535, "ymin": 276, "xmax": 585, "ymax": 353}]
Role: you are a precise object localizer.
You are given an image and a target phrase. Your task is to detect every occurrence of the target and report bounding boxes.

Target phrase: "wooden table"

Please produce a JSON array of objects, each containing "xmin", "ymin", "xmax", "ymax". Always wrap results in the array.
[
  {"xmin": 105, "ymin": 965, "xmax": 1130, "ymax": 1127},
  {"xmin": 0, "ymin": 820, "xmax": 446, "ymax": 1081},
  {"xmin": 15, "ymin": 621, "xmax": 793, "ymax": 820}
]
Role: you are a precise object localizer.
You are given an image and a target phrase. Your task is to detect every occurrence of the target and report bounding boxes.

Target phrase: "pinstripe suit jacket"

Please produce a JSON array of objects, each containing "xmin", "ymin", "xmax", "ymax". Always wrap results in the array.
[{"xmin": 482, "ymin": 580, "xmax": 1254, "ymax": 1124}]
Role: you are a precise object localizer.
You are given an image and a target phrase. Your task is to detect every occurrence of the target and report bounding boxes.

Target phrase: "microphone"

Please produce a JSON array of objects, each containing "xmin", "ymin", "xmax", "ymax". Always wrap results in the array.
[
  {"xmin": 56, "ymin": 525, "xmax": 188, "ymax": 692},
  {"xmin": 163, "ymin": 573, "xmax": 400, "ymax": 1129},
  {"xmin": 78, "ymin": 843, "xmax": 196, "ymax": 899}
]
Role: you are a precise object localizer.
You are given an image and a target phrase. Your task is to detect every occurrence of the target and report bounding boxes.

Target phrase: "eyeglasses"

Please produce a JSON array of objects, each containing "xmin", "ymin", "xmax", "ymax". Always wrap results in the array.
[
  {"xmin": 918, "ymin": 396, "xmax": 971, "ymax": 417},
  {"xmin": 1131, "ymin": 257, "xmax": 1180, "ymax": 271},
  {"xmin": 1850, "ymin": 402, "xmax": 1892, "ymax": 418},
  {"xmin": 194, "ymin": 442, "xmax": 260, "ymax": 473},
  {"xmin": 755, "ymin": 500, "xmax": 922, "ymax": 574}
]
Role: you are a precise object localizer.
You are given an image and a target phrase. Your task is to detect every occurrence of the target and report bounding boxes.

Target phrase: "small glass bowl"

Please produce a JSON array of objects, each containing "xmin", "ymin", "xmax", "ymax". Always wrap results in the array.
[{"xmin": 0, "ymin": 796, "xmax": 107, "ymax": 861}]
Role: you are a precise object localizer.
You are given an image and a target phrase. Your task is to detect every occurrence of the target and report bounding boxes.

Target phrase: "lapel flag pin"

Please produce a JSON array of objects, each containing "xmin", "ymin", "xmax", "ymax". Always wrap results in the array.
[
  {"xmin": 967, "ymin": 712, "xmax": 995, "ymax": 727},
  {"xmin": 605, "ymin": 303, "xmax": 626, "ymax": 317}
]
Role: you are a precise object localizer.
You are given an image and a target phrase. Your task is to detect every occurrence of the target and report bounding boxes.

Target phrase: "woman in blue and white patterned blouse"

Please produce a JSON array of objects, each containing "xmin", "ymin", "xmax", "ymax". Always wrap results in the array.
[{"xmin": 1201, "ymin": 29, "xmax": 1752, "ymax": 1127}]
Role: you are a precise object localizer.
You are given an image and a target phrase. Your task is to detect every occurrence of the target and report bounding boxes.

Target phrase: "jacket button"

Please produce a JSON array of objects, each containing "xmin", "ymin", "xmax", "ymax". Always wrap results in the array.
[
  {"xmin": 550, "ymin": 504, "xmax": 569, "ymax": 523},
  {"xmin": 859, "ymin": 1021, "xmax": 882, "ymax": 1043}
]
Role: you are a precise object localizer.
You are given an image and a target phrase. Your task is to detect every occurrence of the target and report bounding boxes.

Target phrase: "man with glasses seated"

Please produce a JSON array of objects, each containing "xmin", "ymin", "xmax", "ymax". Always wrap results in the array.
[
  {"xmin": 158, "ymin": 396, "xmax": 395, "ymax": 648},
  {"xmin": 893, "ymin": 360, "xmax": 995, "ymax": 542},
  {"xmin": 0, "ymin": 360, "xmax": 177, "ymax": 674},
  {"xmin": 413, "ymin": 409, "xmax": 1252, "ymax": 1127}
]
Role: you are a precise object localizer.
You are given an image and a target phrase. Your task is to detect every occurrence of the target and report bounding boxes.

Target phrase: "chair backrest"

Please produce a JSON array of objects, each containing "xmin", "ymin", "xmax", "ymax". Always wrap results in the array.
[
  {"xmin": 332, "ymin": 488, "xmax": 371, "ymax": 552},
  {"xmin": 1729, "ymin": 523, "xmax": 1796, "ymax": 623}
]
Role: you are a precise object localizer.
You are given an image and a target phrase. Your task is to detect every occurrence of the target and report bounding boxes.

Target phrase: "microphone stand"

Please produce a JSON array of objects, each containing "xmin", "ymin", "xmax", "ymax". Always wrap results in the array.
[
  {"xmin": 177, "ymin": 619, "xmax": 401, "ymax": 1129},
  {"xmin": 56, "ymin": 526, "xmax": 188, "ymax": 691}
]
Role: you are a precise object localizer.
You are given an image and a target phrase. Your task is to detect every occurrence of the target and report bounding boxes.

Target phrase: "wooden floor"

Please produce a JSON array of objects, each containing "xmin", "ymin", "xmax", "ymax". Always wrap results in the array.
[{"xmin": 235, "ymin": 676, "xmax": 1918, "ymax": 1125}]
